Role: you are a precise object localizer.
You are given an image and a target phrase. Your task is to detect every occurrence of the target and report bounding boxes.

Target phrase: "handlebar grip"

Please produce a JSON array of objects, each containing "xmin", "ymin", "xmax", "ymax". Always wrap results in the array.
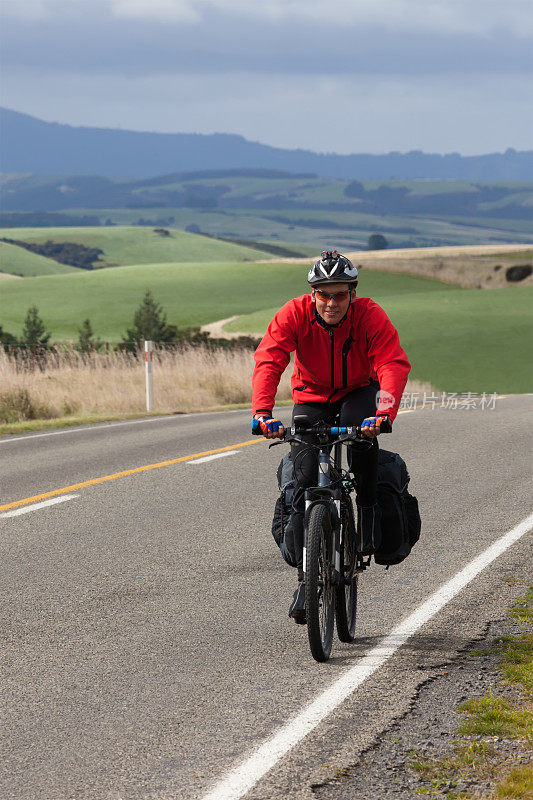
[{"xmin": 379, "ymin": 416, "xmax": 393, "ymax": 434}]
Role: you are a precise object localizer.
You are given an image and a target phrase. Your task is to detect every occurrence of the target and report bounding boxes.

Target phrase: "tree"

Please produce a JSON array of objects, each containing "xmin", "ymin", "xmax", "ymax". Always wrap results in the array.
[
  {"xmin": 122, "ymin": 289, "xmax": 177, "ymax": 349},
  {"xmin": 368, "ymin": 233, "xmax": 388, "ymax": 250},
  {"xmin": 77, "ymin": 318, "xmax": 103, "ymax": 353},
  {"xmin": 21, "ymin": 306, "xmax": 50, "ymax": 349}
]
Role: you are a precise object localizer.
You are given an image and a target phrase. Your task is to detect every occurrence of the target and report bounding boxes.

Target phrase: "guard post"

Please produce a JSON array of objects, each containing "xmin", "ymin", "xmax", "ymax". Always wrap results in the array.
[{"xmin": 145, "ymin": 340, "xmax": 154, "ymax": 412}]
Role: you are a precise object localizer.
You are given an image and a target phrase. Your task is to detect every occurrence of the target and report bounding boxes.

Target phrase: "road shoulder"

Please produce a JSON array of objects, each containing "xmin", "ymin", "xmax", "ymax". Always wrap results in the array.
[{"xmin": 314, "ymin": 583, "xmax": 532, "ymax": 800}]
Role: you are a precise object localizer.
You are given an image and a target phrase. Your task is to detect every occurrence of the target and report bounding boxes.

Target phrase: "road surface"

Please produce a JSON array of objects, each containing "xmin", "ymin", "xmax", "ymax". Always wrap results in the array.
[{"xmin": 1, "ymin": 396, "xmax": 532, "ymax": 799}]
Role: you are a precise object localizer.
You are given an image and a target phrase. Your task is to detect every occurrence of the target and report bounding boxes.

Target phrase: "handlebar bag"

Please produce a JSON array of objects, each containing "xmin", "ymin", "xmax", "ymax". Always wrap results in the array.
[
  {"xmin": 374, "ymin": 449, "xmax": 421, "ymax": 566},
  {"xmin": 271, "ymin": 453, "xmax": 298, "ymax": 567}
]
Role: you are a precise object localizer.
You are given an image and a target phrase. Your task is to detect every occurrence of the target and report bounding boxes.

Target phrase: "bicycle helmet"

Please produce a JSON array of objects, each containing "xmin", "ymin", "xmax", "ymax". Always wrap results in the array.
[{"xmin": 307, "ymin": 250, "xmax": 358, "ymax": 287}]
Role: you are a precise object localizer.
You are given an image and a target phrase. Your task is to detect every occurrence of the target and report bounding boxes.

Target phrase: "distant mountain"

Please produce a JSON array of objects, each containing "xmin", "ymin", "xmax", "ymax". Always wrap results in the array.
[{"xmin": 1, "ymin": 107, "xmax": 532, "ymax": 181}]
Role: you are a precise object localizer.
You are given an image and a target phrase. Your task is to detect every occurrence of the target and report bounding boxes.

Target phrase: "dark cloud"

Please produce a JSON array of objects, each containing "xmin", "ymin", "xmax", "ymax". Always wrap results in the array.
[
  {"xmin": 1, "ymin": 3, "xmax": 531, "ymax": 155},
  {"xmin": 2, "ymin": 12, "xmax": 532, "ymax": 77}
]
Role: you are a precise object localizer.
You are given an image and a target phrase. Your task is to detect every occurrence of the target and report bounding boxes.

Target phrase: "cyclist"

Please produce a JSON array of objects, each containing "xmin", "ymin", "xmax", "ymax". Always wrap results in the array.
[{"xmin": 252, "ymin": 250, "xmax": 411, "ymax": 623}]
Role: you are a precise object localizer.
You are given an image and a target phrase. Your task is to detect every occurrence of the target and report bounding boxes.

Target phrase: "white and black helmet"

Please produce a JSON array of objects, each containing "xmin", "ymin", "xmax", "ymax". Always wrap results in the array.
[{"xmin": 307, "ymin": 250, "xmax": 358, "ymax": 287}]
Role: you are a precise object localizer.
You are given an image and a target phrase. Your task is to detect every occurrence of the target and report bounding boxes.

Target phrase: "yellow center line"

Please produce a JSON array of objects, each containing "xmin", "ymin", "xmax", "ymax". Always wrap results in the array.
[{"xmin": 0, "ymin": 438, "xmax": 264, "ymax": 512}]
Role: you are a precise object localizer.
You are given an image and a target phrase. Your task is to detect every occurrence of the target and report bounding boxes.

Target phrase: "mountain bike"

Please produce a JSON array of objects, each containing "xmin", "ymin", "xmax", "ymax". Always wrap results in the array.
[{"xmin": 273, "ymin": 416, "xmax": 387, "ymax": 662}]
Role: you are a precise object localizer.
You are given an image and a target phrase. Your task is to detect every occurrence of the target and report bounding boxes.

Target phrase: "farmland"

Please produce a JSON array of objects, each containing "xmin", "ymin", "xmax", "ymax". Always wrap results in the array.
[
  {"xmin": 225, "ymin": 283, "xmax": 533, "ymax": 394},
  {"xmin": 0, "ymin": 258, "xmax": 448, "ymax": 340},
  {"xmin": 0, "ymin": 200, "xmax": 531, "ymax": 398},
  {"xmin": 0, "ymin": 240, "xmax": 79, "ymax": 276},
  {"xmin": 0, "ymin": 240, "xmax": 531, "ymax": 395},
  {"xmin": 0, "ymin": 226, "xmax": 277, "ymax": 277},
  {"xmin": 2, "ymin": 173, "xmax": 532, "ymax": 254}
]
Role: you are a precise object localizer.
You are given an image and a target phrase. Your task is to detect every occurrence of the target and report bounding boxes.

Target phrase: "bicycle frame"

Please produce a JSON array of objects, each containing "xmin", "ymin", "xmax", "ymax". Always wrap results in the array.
[{"xmin": 281, "ymin": 421, "xmax": 373, "ymax": 581}]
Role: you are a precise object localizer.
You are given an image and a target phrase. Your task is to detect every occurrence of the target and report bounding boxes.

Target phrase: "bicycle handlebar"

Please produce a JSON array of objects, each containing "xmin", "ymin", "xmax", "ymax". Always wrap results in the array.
[
  {"xmin": 252, "ymin": 417, "xmax": 392, "ymax": 438},
  {"xmin": 288, "ymin": 423, "xmax": 363, "ymax": 437}
]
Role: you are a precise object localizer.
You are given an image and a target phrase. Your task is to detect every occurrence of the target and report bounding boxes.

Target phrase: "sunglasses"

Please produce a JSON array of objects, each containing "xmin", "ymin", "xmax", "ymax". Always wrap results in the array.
[{"xmin": 313, "ymin": 288, "xmax": 351, "ymax": 302}]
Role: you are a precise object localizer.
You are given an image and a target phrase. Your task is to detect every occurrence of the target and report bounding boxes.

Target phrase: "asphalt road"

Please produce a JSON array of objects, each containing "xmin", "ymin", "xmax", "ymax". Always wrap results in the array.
[{"xmin": 1, "ymin": 397, "xmax": 532, "ymax": 800}]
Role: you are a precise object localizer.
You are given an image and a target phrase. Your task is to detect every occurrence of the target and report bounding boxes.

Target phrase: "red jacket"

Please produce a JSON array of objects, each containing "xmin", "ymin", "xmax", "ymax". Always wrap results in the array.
[{"xmin": 252, "ymin": 294, "xmax": 410, "ymax": 421}]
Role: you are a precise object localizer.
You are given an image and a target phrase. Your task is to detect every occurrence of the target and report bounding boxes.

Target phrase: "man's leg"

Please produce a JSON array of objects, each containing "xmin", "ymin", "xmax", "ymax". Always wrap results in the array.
[
  {"xmin": 290, "ymin": 402, "xmax": 337, "ymax": 579},
  {"xmin": 339, "ymin": 381, "xmax": 380, "ymax": 505},
  {"xmin": 339, "ymin": 382, "xmax": 381, "ymax": 552},
  {"xmin": 289, "ymin": 402, "xmax": 336, "ymax": 621}
]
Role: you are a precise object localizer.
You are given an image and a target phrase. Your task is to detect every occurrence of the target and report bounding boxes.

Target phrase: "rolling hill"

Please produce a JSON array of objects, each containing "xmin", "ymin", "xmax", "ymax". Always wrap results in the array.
[
  {"xmin": 0, "ymin": 226, "xmax": 277, "ymax": 275},
  {"xmin": 2, "ymin": 107, "xmax": 532, "ymax": 180},
  {"xmin": 0, "ymin": 240, "xmax": 79, "ymax": 276},
  {"xmin": 1, "ymin": 171, "xmax": 531, "ymax": 252},
  {"xmin": 0, "ymin": 258, "xmax": 452, "ymax": 341},
  {"xmin": 0, "ymin": 251, "xmax": 531, "ymax": 394}
]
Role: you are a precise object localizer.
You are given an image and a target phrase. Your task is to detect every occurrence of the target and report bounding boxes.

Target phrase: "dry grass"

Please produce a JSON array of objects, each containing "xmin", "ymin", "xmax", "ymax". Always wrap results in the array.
[
  {"xmin": 256, "ymin": 245, "xmax": 533, "ymax": 290},
  {"xmin": 344, "ymin": 246, "xmax": 533, "ymax": 290},
  {"xmin": 0, "ymin": 346, "xmax": 432, "ymax": 422},
  {"xmin": 0, "ymin": 346, "xmax": 292, "ymax": 419}
]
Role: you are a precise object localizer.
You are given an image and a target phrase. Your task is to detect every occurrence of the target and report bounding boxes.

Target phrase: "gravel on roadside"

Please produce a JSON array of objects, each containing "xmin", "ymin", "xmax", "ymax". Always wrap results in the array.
[{"xmin": 313, "ymin": 592, "xmax": 532, "ymax": 800}]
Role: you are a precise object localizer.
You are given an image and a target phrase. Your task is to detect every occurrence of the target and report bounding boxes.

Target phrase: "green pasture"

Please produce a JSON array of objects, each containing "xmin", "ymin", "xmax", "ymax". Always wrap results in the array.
[
  {"xmin": 0, "ymin": 260, "xmax": 451, "ymax": 342},
  {"xmin": 0, "ymin": 226, "xmax": 273, "ymax": 271},
  {"xmin": 1, "ymin": 257, "xmax": 531, "ymax": 394},
  {"xmin": 60, "ymin": 206, "xmax": 533, "ymax": 251},
  {"xmin": 444, "ymin": 217, "xmax": 533, "ymax": 235},
  {"xmin": 226, "ymin": 284, "xmax": 533, "ymax": 394},
  {"xmin": 0, "ymin": 240, "xmax": 79, "ymax": 276}
]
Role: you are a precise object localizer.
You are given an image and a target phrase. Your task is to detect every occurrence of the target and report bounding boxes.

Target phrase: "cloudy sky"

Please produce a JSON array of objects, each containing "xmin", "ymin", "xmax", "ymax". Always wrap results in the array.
[{"xmin": 2, "ymin": 0, "xmax": 532, "ymax": 154}]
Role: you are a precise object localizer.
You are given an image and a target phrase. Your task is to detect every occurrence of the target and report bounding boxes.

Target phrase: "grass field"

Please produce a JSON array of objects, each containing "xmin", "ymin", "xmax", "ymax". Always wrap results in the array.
[
  {"xmin": 225, "ymin": 284, "xmax": 533, "ymax": 394},
  {"xmin": 0, "ymin": 255, "xmax": 531, "ymax": 394},
  {"xmin": 3, "ymin": 175, "xmax": 531, "ymax": 253},
  {"xmin": 0, "ymin": 262, "xmax": 455, "ymax": 341},
  {"xmin": 0, "ymin": 240, "xmax": 79, "ymax": 277},
  {"xmin": 0, "ymin": 226, "xmax": 274, "ymax": 274},
  {"xmin": 58, "ymin": 207, "xmax": 533, "ymax": 252}
]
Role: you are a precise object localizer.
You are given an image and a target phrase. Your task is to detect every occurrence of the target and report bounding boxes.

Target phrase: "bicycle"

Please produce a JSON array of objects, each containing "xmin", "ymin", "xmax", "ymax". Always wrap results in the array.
[{"xmin": 269, "ymin": 416, "xmax": 390, "ymax": 662}]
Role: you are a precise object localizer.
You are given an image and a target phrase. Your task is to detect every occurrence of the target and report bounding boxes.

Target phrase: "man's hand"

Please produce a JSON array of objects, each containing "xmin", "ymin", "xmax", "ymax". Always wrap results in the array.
[
  {"xmin": 253, "ymin": 415, "xmax": 285, "ymax": 440},
  {"xmin": 360, "ymin": 415, "xmax": 391, "ymax": 439}
]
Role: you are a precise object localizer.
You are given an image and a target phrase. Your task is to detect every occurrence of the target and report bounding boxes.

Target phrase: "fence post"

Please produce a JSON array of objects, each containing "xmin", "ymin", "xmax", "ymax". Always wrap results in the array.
[{"xmin": 145, "ymin": 340, "xmax": 154, "ymax": 412}]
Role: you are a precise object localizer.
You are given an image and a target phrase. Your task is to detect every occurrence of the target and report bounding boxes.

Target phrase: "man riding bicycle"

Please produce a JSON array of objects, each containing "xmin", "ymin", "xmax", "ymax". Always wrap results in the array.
[{"xmin": 252, "ymin": 250, "xmax": 411, "ymax": 622}]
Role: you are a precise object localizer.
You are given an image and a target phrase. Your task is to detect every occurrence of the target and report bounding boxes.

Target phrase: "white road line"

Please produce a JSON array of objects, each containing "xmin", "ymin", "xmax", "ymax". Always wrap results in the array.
[
  {"xmin": 188, "ymin": 451, "xmax": 239, "ymax": 465},
  {"xmin": 201, "ymin": 511, "xmax": 533, "ymax": 800},
  {"xmin": 0, "ymin": 416, "xmax": 185, "ymax": 444},
  {"xmin": 0, "ymin": 494, "xmax": 79, "ymax": 518},
  {"xmin": 0, "ymin": 409, "xmax": 243, "ymax": 445}
]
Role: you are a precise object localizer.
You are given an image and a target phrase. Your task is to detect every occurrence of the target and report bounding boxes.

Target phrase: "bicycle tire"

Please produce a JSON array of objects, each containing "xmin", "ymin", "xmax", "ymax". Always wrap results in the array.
[
  {"xmin": 306, "ymin": 503, "xmax": 335, "ymax": 662},
  {"xmin": 335, "ymin": 498, "xmax": 358, "ymax": 642}
]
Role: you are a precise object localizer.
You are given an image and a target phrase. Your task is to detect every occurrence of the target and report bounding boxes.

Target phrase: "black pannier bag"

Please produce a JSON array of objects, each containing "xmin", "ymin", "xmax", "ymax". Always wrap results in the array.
[
  {"xmin": 374, "ymin": 449, "xmax": 421, "ymax": 565},
  {"xmin": 271, "ymin": 453, "xmax": 298, "ymax": 567}
]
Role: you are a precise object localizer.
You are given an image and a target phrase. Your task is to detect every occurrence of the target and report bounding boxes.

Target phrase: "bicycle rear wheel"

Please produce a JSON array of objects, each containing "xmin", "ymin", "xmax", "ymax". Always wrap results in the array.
[
  {"xmin": 306, "ymin": 503, "xmax": 335, "ymax": 662},
  {"xmin": 335, "ymin": 499, "xmax": 358, "ymax": 642}
]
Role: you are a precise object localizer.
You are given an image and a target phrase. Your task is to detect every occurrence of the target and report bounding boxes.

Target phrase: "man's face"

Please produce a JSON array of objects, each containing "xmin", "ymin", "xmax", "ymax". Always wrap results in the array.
[{"xmin": 312, "ymin": 282, "xmax": 352, "ymax": 325}]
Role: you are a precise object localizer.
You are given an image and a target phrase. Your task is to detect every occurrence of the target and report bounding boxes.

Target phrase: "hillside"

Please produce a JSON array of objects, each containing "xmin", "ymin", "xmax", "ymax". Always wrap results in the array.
[
  {"xmin": 0, "ymin": 258, "xmax": 453, "ymax": 342},
  {"xmin": 2, "ymin": 172, "xmax": 532, "ymax": 222},
  {"xmin": 0, "ymin": 226, "xmax": 277, "ymax": 273},
  {"xmin": 257, "ymin": 245, "xmax": 533, "ymax": 290},
  {"xmin": 349, "ymin": 245, "xmax": 533, "ymax": 289},
  {"xmin": 2, "ymin": 108, "xmax": 532, "ymax": 180},
  {"xmin": 0, "ymin": 253, "xmax": 530, "ymax": 395},
  {"xmin": 2, "ymin": 172, "xmax": 532, "ymax": 252},
  {"xmin": 224, "ymin": 285, "xmax": 533, "ymax": 395},
  {"xmin": 0, "ymin": 240, "xmax": 79, "ymax": 276}
]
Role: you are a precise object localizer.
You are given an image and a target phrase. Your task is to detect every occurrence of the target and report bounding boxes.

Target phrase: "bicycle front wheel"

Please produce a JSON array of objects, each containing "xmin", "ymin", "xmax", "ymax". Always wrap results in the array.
[
  {"xmin": 335, "ymin": 500, "xmax": 358, "ymax": 642},
  {"xmin": 306, "ymin": 503, "xmax": 335, "ymax": 662}
]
